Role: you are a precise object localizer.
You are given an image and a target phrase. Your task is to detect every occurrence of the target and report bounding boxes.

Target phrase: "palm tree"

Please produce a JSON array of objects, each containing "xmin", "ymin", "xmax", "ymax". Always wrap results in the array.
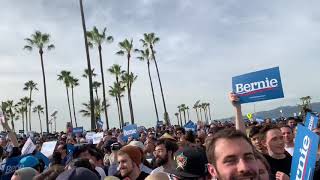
[
  {"xmin": 140, "ymin": 33, "xmax": 169, "ymax": 125},
  {"xmin": 87, "ymin": 26, "xmax": 113, "ymax": 130},
  {"xmin": 207, "ymin": 103, "xmax": 212, "ymax": 121},
  {"xmin": 33, "ymin": 105, "xmax": 44, "ymax": 134},
  {"xmin": 108, "ymin": 64, "xmax": 125, "ymax": 126},
  {"xmin": 201, "ymin": 103, "xmax": 208, "ymax": 124},
  {"xmin": 15, "ymin": 102, "xmax": 26, "ymax": 133},
  {"xmin": 121, "ymin": 72, "xmax": 137, "ymax": 123},
  {"xmin": 20, "ymin": 97, "xmax": 31, "ymax": 131},
  {"xmin": 92, "ymin": 81, "xmax": 102, "ymax": 100},
  {"xmin": 109, "ymin": 85, "xmax": 122, "ymax": 128},
  {"xmin": 135, "ymin": 48, "xmax": 160, "ymax": 123},
  {"xmin": 109, "ymin": 82, "xmax": 125, "ymax": 127},
  {"xmin": 80, "ymin": 98, "xmax": 107, "ymax": 128},
  {"xmin": 174, "ymin": 112, "xmax": 180, "ymax": 126},
  {"xmin": 79, "ymin": 0, "xmax": 95, "ymax": 130},
  {"xmin": 193, "ymin": 104, "xmax": 200, "ymax": 122},
  {"xmin": 57, "ymin": 70, "xmax": 73, "ymax": 127},
  {"xmin": 70, "ymin": 76, "xmax": 79, "ymax": 127},
  {"xmin": 1, "ymin": 100, "xmax": 16, "ymax": 132},
  {"xmin": 24, "ymin": 31, "xmax": 54, "ymax": 133},
  {"xmin": 186, "ymin": 106, "xmax": 190, "ymax": 121},
  {"xmin": 116, "ymin": 39, "xmax": 135, "ymax": 124},
  {"xmin": 82, "ymin": 68, "xmax": 97, "ymax": 78},
  {"xmin": 180, "ymin": 104, "xmax": 187, "ymax": 124},
  {"xmin": 23, "ymin": 80, "xmax": 38, "ymax": 131},
  {"xmin": 177, "ymin": 105, "xmax": 183, "ymax": 126}
]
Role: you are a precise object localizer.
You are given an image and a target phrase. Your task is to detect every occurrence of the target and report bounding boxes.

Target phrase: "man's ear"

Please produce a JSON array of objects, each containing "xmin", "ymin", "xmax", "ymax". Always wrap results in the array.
[{"xmin": 207, "ymin": 163, "xmax": 218, "ymax": 178}]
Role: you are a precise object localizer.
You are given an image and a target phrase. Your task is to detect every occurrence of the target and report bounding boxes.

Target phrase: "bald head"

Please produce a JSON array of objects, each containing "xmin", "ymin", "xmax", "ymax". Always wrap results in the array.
[{"xmin": 145, "ymin": 172, "xmax": 169, "ymax": 180}]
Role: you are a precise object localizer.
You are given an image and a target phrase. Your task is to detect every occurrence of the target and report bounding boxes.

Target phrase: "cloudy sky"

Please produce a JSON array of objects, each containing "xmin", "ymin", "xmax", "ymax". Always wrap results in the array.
[{"xmin": 1, "ymin": 0, "xmax": 320, "ymax": 132}]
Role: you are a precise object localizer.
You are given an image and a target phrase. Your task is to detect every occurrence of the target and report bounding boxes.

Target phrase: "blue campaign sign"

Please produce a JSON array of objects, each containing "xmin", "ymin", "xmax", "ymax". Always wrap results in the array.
[
  {"xmin": 184, "ymin": 120, "xmax": 197, "ymax": 132},
  {"xmin": 232, "ymin": 67, "xmax": 284, "ymax": 104},
  {"xmin": 290, "ymin": 124, "xmax": 319, "ymax": 180},
  {"xmin": 2, "ymin": 155, "xmax": 26, "ymax": 180},
  {"xmin": 97, "ymin": 119, "xmax": 103, "ymax": 129},
  {"xmin": 123, "ymin": 124, "xmax": 139, "ymax": 142},
  {"xmin": 304, "ymin": 112, "xmax": 319, "ymax": 130},
  {"xmin": 72, "ymin": 127, "xmax": 84, "ymax": 134}
]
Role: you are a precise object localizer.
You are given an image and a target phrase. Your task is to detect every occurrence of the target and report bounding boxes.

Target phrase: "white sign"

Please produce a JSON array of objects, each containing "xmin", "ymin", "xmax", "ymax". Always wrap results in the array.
[
  {"xmin": 41, "ymin": 141, "xmax": 57, "ymax": 158},
  {"xmin": 85, "ymin": 132, "xmax": 95, "ymax": 143},
  {"xmin": 21, "ymin": 138, "xmax": 36, "ymax": 155},
  {"xmin": 92, "ymin": 132, "xmax": 104, "ymax": 144}
]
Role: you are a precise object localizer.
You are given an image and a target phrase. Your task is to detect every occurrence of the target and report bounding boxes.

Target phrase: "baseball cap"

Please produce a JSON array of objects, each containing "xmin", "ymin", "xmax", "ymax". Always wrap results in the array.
[
  {"xmin": 168, "ymin": 146, "xmax": 208, "ymax": 178},
  {"xmin": 19, "ymin": 156, "xmax": 39, "ymax": 168}
]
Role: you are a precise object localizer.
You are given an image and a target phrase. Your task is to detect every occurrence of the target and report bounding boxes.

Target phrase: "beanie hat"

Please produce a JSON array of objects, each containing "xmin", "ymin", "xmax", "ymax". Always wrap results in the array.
[{"xmin": 119, "ymin": 145, "xmax": 142, "ymax": 165}]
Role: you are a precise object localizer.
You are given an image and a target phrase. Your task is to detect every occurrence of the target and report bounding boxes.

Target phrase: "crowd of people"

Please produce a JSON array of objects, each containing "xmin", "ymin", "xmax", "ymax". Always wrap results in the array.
[{"xmin": 0, "ymin": 93, "xmax": 319, "ymax": 180}]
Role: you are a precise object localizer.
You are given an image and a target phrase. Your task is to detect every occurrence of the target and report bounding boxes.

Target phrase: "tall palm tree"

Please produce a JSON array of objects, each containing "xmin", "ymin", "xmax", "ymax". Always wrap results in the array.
[
  {"xmin": 201, "ymin": 103, "xmax": 208, "ymax": 124},
  {"xmin": 20, "ymin": 97, "xmax": 31, "ymax": 131},
  {"xmin": 177, "ymin": 105, "xmax": 183, "ymax": 126},
  {"xmin": 180, "ymin": 104, "xmax": 187, "ymax": 124},
  {"xmin": 33, "ymin": 105, "xmax": 44, "ymax": 134},
  {"xmin": 109, "ymin": 82, "xmax": 125, "ymax": 127},
  {"xmin": 79, "ymin": 0, "xmax": 95, "ymax": 130},
  {"xmin": 23, "ymin": 80, "xmax": 38, "ymax": 131},
  {"xmin": 193, "ymin": 101, "xmax": 200, "ymax": 121},
  {"xmin": 135, "ymin": 48, "xmax": 160, "ymax": 123},
  {"xmin": 186, "ymin": 106, "xmax": 190, "ymax": 121},
  {"xmin": 92, "ymin": 81, "xmax": 101, "ymax": 100},
  {"xmin": 15, "ymin": 102, "xmax": 26, "ymax": 133},
  {"xmin": 82, "ymin": 68, "xmax": 97, "ymax": 78},
  {"xmin": 207, "ymin": 103, "xmax": 212, "ymax": 121},
  {"xmin": 70, "ymin": 76, "xmax": 79, "ymax": 127},
  {"xmin": 116, "ymin": 39, "xmax": 135, "ymax": 124},
  {"xmin": 121, "ymin": 72, "xmax": 137, "ymax": 123},
  {"xmin": 87, "ymin": 26, "xmax": 113, "ymax": 130},
  {"xmin": 24, "ymin": 31, "xmax": 54, "ymax": 133},
  {"xmin": 1, "ymin": 100, "xmax": 16, "ymax": 132},
  {"xmin": 109, "ymin": 85, "xmax": 122, "ymax": 128},
  {"xmin": 140, "ymin": 33, "xmax": 169, "ymax": 125},
  {"xmin": 57, "ymin": 70, "xmax": 73, "ymax": 127},
  {"xmin": 108, "ymin": 64, "xmax": 125, "ymax": 126},
  {"xmin": 174, "ymin": 112, "xmax": 180, "ymax": 126}
]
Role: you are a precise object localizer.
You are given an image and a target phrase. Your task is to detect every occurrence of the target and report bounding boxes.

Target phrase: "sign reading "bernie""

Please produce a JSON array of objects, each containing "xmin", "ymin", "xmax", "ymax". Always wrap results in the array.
[{"xmin": 232, "ymin": 67, "xmax": 284, "ymax": 104}]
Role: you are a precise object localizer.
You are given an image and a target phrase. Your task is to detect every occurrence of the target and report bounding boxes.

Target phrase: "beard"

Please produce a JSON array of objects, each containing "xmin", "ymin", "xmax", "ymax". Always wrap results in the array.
[
  {"xmin": 216, "ymin": 169, "xmax": 259, "ymax": 180},
  {"xmin": 155, "ymin": 153, "xmax": 169, "ymax": 167}
]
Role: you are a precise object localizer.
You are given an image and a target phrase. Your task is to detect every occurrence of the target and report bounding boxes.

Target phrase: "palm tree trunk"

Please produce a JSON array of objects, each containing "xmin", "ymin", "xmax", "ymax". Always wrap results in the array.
[
  {"xmin": 118, "ymin": 94, "xmax": 124, "ymax": 127},
  {"xmin": 200, "ymin": 108, "xmax": 203, "ymax": 122},
  {"xmin": 21, "ymin": 112, "xmax": 25, "ymax": 133},
  {"xmin": 179, "ymin": 111, "xmax": 182, "ymax": 127},
  {"xmin": 126, "ymin": 54, "xmax": 135, "ymax": 125},
  {"xmin": 115, "ymin": 96, "xmax": 121, "ymax": 128},
  {"xmin": 175, "ymin": 115, "xmax": 179, "ymax": 126},
  {"xmin": 29, "ymin": 90, "xmax": 32, "ymax": 131},
  {"xmin": 187, "ymin": 109, "xmax": 190, "ymax": 121},
  {"xmin": 98, "ymin": 46, "xmax": 109, "ymax": 130},
  {"xmin": 39, "ymin": 50, "xmax": 49, "ymax": 133},
  {"xmin": 183, "ymin": 111, "xmax": 187, "ymax": 124},
  {"xmin": 195, "ymin": 109, "xmax": 199, "ymax": 122},
  {"xmin": 79, "ymin": 0, "xmax": 95, "ymax": 130},
  {"xmin": 38, "ymin": 111, "xmax": 43, "ymax": 134},
  {"xmin": 208, "ymin": 105, "xmax": 212, "ymax": 120},
  {"xmin": 150, "ymin": 47, "xmax": 168, "ymax": 124},
  {"xmin": 147, "ymin": 60, "xmax": 159, "ymax": 123},
  {"xmin": 71, "ymin": 86, "xmax": 78, "ymax": 127},
  {"xmin": 66, "ymin": 86, "xmax": 73, "ymax": 127},
  {"xmin": 204, "ymin": 108, "xmax": 208, "ymax": 123},
  {"xmin": 25, "ymin": 107, "xmax": 28, "ymax": 131},
  {"xmin": 128, "ymin": 89, "xmax": 134, "ymax": 124},
  {"xmin": 11, "ymin": 118, "xmax": 15, "ymax": 132}
]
